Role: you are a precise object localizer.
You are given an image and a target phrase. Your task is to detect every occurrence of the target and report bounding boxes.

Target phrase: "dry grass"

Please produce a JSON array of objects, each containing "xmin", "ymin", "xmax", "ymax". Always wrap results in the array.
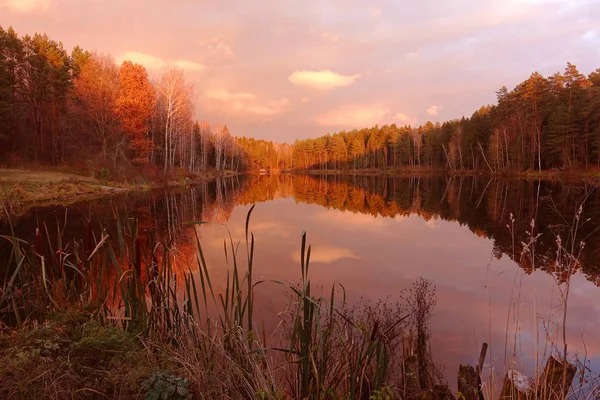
[
  {"xmin": 0, "ymin": 312, "xmax": 154, "ymax": 400},
  {"xmin": 2, "ymin": 203, "xmax": 595, "ymax": 399},
  {"xmin": 0, "ymin": 167, "xmax": 236, "ymax": 210},
  {"xmin": 0, "ymin": 169, "xmax": 97, "ymax": 183},
  {"xmin": 0, "ymin": 168, "xmax": 129, "ymax": 207},
  {"xmin": 0, "ymin": 206, "xmax": 449, "ymax": 399}
]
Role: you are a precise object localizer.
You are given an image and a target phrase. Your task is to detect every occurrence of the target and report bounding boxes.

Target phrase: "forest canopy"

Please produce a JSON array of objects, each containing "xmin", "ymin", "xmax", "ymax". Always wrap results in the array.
[
  {"xmin": 292, "ymin": 64, "xmax": 600, "ymax": 172},
  {"xmin": 0, "ymin": 26, "xmax": 290, "ymax": 176},
  {"xmin": 1, "ymin": 25, "xmax": 599, "ymax": 175}
]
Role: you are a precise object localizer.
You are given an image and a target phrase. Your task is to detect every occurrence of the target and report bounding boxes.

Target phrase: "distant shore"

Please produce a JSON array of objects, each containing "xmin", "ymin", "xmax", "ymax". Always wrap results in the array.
[{"xmin": 284, "ymin": 167, "xmax": 600, "ymax": 183}]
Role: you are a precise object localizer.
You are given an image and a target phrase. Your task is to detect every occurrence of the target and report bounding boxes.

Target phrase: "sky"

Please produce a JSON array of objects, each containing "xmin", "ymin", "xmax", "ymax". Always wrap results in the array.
[{"xmin": 1, "ymin": 0, "xmax": 599, "ymax": 142}]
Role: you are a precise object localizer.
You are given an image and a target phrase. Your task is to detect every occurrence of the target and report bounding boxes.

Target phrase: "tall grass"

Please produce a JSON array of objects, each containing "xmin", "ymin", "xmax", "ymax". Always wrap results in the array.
[
  {"xmin": 0, "ymin": 205, "xmax": 446, "ymax": 399},
  {"xmin": 486, "ymin": 194, "xmax": 600, "ymax": 400},
  {"xmin": 2, "ymin": 200, "xmax": 596, "ymax": 399}
]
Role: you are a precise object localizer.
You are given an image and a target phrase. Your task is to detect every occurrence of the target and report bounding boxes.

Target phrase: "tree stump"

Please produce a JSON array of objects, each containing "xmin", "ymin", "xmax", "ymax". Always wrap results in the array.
[{"xmin": 538, "ymin": 355, "xmax": 576, "ymax": 400}]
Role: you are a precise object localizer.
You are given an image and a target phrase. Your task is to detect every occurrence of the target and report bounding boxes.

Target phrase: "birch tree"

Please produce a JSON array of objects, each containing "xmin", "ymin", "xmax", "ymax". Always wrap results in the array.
[
  {"xmin": 199, "ymin": 120, "xmax": 211, "ymax": 172},
  {"xmin": 156, "ymin": 67, "xmax": 193, "ymax": 172},
  {"xmin": 212, "ymin": 124, "xmax": 228, "ymax": 171}
]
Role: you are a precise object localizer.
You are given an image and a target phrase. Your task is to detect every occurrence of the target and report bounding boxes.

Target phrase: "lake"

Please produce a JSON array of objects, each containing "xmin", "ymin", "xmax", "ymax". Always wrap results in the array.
[{"xmin": 2, "ymin": 173, "xmax": 599, "ymax": 391}]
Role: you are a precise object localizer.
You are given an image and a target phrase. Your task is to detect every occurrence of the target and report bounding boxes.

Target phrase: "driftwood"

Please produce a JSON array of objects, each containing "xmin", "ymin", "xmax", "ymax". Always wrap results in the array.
[
  {"xmin": 402, "ymin": 335, "xmax": 421, "ymax": 394},
  {"xmin": 403, "ymin": 334, "xmax": 456, "ymax": 399},
  {"xmin": 432, "ymin": 385, "xmax": 456, "ymax": 400}
]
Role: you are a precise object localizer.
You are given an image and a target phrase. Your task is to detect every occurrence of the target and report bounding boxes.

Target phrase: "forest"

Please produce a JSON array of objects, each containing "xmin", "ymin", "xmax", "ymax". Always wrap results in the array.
[
  {"xmin": 0, "ymin": 26, "xmax": 291, "ymax": 177},
  {"xmin": 292, "ymin": 64, "xmax": 600, "ymax": 173},
  {"xmin": 2, "ymin": 26, "xmax": 600, "ymax": 176}
]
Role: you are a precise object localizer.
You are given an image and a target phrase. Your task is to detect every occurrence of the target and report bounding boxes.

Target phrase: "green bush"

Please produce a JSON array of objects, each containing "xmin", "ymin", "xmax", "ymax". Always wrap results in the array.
[
  {"xmin": 142, "ymin": 371, "xmax": 191, "ymax": 400},
  {"xmin": 97, "ymin": 168, "xmax": 110, "ymax": 181}
]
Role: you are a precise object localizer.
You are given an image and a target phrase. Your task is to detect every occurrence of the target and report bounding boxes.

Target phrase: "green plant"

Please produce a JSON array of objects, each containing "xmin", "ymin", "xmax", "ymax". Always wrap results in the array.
[
  {"xmin": 142, "ymin": 371, "xmax": 191, "ymax": 400},
  {"xmin": 98, "ymin": 167, "xmax": 110, "ymax": 181},
  {"xmin": 370, "ymin": 386, "xmax": 394, "ymax": 400}
]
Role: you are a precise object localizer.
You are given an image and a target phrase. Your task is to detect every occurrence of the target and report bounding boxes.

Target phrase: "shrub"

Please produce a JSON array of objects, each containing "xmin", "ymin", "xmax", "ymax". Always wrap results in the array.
[{"xmin": 142, "ymin": 371, "xmax": 191, "ymax": 400}]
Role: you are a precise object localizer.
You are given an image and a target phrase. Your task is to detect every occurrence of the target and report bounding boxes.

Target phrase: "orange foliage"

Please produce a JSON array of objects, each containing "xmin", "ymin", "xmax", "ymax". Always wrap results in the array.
[
  {"xmin": 114, "ymin": 61, "xmax": 156, "ymax": 165},
  {"xmin": 72, "ymin": 53, "xmax": 119, "ymax": 157}
]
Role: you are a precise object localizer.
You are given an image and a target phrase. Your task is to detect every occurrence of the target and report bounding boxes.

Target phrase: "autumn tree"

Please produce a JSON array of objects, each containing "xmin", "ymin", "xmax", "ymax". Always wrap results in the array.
[
  {"xmin": 0, "ymin": 26, "xmax": 23, "ymax": 157},
  {"xmin": 212, "ymin": 124, "xmax": 228, "ymax": 171},
  {"xmin": 114, "ymin": 61, "xmax": 155, "ymax": 166},
  {"xmin": 198, "ymin": 120, "xmax": 212, "ymax": 172},
  {"xmin": 71, "ymin": 52, "xmax": 119, "ymax": 160}
]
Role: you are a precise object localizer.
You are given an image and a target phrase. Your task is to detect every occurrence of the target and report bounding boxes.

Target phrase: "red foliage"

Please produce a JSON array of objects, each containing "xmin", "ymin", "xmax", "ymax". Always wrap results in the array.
[{"xmin": 114, "ymin": 61, "xmax": 156, "ymax": 165}]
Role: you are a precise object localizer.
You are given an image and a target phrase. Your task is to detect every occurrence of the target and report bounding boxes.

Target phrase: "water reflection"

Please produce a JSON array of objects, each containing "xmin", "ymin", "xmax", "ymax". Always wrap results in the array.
[
  {"xmin": 239, "ymin": 174, "xmax": 600, "ymax": 285},
  {"xmin": 1, "ymin": 173, "xmax": 599, "ymax": 390}
]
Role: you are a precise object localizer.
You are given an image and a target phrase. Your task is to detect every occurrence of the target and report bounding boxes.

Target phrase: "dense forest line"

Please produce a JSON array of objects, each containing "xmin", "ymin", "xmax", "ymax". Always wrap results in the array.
[
  {"xmin": 0, "ymin": 26, "xmax": 292, "ymax": 178},
  {"xmin": 292, "ymin": 64, "xmax": 600, "ymax": 173},
  {"xmin": 3, "ymin": 26, "xmax": 600, "ymax": 176}
]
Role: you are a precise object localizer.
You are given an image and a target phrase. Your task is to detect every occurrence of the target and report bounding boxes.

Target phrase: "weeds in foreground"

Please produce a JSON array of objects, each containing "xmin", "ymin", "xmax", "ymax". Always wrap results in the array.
[
  {"xmin": 0, "ymin": 205, "xmax": 446, "ymax": 399},
  {"xmin": 1, "ymin": 199, "xmax": 597, "ymax": 399},
  {"xmin": 489, "ymin": 194, "xmax": 600, "ymax": 400}
]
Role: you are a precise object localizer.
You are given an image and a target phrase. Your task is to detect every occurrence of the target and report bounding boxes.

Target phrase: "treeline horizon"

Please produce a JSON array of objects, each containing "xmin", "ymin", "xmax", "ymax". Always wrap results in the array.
[
  {"xmin": 0, "ymin": 25, "xmax": 293, "ymax": 178},
  {"xmin": 2, "ymin": 26, "xmax": 600, "ymax": 176},
  {"xmin": 292, "ymin": 64, "xmax": 600, "ymax": 172}
]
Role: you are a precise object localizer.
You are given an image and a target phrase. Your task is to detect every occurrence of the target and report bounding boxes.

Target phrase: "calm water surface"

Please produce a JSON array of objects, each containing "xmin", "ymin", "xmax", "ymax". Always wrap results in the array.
[{"xmin": 2, "ymin": 174, "xmax": 599, "ymax": 389}]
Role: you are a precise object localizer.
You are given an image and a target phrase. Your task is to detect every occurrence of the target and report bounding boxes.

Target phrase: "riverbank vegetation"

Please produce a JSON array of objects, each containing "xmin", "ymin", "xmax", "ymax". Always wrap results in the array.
[
  {"xmin": 0, "ymin": 26, "xmax": 292, "ymax": 180},
  {"xmin": 0, "ymin": 169, "xmax": 112, "ymax": 204},
  {"xmin": 0, "ymin": 167, "xmax": 231, "ymax": 209},
  {"xmin": 0, "ymin": 207, "xmax": 451, "ymax": 399},
  {"xmin": 6, "ymin": 26, "xmax": 600, "ymax": 183},
  {"xmin": 0, "ymin": 205, "xmax": 597, "ymax": 399},
  {"xmin": 292, "ymin": 64, "xmax": 600, "ymax": 174}
]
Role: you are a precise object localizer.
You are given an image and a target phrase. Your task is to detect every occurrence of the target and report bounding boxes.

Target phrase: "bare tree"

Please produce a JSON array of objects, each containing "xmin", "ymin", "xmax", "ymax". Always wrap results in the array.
[
  {"xmin": 411, "ymin": 128, "xmax": 423, "ymax": 168},
  {"xmin": 156, "ymin": 68, "xmax": 193, "ymax": 173},
  {"xmin": 199, "ymin": 120, "xmax": 211, "ymax": 172},
  {"xmin": 212, "ymin": 124, "xmax": 227, "ymax": 171}
]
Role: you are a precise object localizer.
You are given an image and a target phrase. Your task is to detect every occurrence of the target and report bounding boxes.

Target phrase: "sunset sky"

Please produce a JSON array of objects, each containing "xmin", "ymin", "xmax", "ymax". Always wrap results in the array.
[{"xmin": 1, "ymin": 0, "xmax": 599, "ymax": 142}]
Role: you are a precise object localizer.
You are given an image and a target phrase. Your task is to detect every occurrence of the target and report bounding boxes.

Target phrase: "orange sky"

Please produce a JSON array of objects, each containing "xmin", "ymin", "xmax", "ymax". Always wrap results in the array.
[{"xmin": 1, "ymin": 0, "xmax": 599, "ymax": 141}]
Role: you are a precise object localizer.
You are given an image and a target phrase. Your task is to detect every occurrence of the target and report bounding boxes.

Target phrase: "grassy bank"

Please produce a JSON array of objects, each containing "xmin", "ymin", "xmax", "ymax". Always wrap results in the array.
[
  {"xmin": 0, "ymin": 169, "xmax": 130, "ymax": 207},
  {"xmin": 0, "ymin": 168, "xmax": 237, "ymax": 209}
]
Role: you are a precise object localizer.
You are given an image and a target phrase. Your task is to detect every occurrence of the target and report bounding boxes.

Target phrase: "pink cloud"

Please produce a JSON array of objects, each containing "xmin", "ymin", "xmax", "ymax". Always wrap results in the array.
[
  {"xmin": 317, "ymin": 106, "xmax": 388, "ymax": 127},
  {"xmin": 1, "ymin": 0, "xmax": 50, "ymax": 14}
]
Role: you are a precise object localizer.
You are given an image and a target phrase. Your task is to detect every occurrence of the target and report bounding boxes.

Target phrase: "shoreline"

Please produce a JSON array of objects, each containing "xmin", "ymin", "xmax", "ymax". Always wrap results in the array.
[
  {"xmin": 284, "ymin": 167, "xmax": 600, "ymax": 183},
  {"xmin": 0, "ymin": 168, "xmax": 239, "ymax": 211},
  {"xmin": 4, "ymin": 165, "xmax": 600, "ymax": 212}
]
